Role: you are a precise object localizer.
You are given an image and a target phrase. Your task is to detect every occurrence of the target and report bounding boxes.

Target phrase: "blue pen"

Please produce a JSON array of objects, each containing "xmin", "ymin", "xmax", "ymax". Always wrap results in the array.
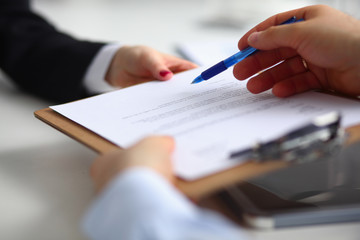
[{"xmin": 191, "ymin": 16, "xmax": 302, "ymax": 84}]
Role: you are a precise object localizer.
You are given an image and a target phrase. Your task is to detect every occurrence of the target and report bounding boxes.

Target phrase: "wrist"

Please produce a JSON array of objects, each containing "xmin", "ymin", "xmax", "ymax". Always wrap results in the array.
[
  {"xmin": 84, "ymin": 43, "xmax": 122, "ymax": 93},
  {"xmin": 104, "ymin": 45, "xmax": 130, "ymax": 86}
]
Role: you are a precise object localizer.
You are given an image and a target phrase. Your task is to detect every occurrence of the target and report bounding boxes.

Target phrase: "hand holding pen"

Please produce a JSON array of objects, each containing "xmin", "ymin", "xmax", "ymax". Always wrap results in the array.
[
  {"xmin": 192, "ymin": 16, "xmax": 302, "ymax": 84},
  {"xmin": 233, "ymin": 5, "xmax": 360, "ymax": 98}
]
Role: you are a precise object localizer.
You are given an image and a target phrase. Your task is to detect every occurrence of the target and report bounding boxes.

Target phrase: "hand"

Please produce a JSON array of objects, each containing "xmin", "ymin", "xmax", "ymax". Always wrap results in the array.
[
  {"xmin": 233, "ymin": 5, "xmax": 360, "ymax": 97},
  {"xmin": 90, "ymin": 136, "xmax": 175, "ymax": 194},
  {"xmin": 105, "ymin": 45, "xmax": 197, "ymax": 88}
]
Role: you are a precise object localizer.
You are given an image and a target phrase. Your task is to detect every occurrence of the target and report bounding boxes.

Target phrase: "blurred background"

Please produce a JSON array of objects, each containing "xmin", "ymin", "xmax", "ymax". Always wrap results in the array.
[{"xmin": 31, "ymin": 0, "xmax": 359, "ymax": 52}]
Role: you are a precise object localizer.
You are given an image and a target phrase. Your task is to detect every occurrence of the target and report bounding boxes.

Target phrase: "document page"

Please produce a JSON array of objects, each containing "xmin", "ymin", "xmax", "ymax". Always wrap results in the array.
[
  {"xmin": 51, "ymin": 68, "xmax": 360, "ymax": 180},
  {"xmin": 177, "ymin": 38, "xmax": 240, "ymax": 66}
]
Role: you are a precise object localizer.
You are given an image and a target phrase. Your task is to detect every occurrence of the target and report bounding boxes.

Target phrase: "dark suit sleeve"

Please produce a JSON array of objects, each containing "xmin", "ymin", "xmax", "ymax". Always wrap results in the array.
[{"xmin": 0, "ymin": 0, "xmax": 106, "ymax": 102}]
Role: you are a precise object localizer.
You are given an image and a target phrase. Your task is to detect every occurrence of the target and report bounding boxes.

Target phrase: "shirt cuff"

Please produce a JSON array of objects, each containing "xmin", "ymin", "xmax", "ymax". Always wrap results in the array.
[
  {"xmin": 82, "ymin": 167, "xmax": 195, "ymax": 239},
  {"xmin": 83, "ymin": 43, "xmax": 122, "ymax": 94},
  {"xmin": 82, "ymin": 167, "xmax": 245, "ymax": 240}
]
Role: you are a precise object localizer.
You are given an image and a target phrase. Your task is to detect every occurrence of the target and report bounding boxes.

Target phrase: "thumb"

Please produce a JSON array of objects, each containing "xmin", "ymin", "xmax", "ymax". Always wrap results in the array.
[
  {"xmin": 134, "ymin": 136, "xmax": 175, "ymax": 156},
  {"xmin": 247, "ymin": 24, "xmax": 303, "ymax": 51},
  {"xmin": 131, "ymin": 136, "xmax": 175, "ymax": 181}
]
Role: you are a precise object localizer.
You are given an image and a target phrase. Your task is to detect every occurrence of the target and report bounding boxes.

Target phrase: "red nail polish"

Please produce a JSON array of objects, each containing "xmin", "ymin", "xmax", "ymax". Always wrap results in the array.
[{"xmin": 160, "ymin": 70, "xmax": 171, "ymax": 77}]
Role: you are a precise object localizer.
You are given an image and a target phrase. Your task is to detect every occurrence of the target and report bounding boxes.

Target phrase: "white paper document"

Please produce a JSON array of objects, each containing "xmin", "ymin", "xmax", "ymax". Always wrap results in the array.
[{"xmin": 51, "ymin": 68, "xmax": 360, "ymax": 180}]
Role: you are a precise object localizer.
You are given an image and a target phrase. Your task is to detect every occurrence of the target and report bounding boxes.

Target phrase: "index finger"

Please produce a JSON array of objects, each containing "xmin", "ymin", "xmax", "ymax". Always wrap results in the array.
[{"xmin": 238, "ymin": 7, "xmax": 309, "ymax": 50}]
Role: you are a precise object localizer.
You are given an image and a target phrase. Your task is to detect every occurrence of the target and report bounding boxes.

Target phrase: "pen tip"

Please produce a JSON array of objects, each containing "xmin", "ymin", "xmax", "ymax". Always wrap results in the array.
[{"xmin": 191, "ymin": 76, "xmax": 204, "ymax": 84}]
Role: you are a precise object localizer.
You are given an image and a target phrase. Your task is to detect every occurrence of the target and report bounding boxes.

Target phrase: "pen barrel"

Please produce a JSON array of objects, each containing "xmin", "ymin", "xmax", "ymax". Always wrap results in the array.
[
  {"xmin": 197, "ymin": 17, "xmax": 302, "ymax": 83},
  {"xmin": 200, "ymin": 46, "xmax": 258, "ymax": 81},
  {"xmin": 201, "ymin": 61, "xmax": 227, "ymax": 80},
  {"xmin": 224, "ymin": 47, "xmax": 258, "ymax": 67}
]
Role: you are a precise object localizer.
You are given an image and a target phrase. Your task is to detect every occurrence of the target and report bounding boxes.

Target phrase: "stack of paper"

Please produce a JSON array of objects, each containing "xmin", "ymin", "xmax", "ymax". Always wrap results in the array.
[{"xmin": 51, "ymin": 68, "xmax": 360, "ymax": 180}]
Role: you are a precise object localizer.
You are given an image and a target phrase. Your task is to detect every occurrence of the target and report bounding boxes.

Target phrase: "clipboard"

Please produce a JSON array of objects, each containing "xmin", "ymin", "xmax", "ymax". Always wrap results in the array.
[{"xmin": 34, "ymin": 107, "xmax": 360, "ymax": 201}]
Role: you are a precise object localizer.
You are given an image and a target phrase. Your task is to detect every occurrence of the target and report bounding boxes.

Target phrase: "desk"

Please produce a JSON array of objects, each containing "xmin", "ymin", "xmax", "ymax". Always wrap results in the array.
[{"xmin": 1, "ymin": 0, "xmax": 360, "ymax": 239}]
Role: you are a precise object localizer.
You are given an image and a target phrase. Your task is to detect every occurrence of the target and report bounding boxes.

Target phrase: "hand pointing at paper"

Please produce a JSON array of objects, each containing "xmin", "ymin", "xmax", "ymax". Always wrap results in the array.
[{"xmin": 233, "ymin": 5, "xmax": 360, "ymax": 98}]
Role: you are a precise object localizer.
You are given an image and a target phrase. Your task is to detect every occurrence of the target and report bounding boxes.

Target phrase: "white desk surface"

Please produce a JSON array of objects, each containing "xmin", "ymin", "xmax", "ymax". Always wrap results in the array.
[{"xmin": 1, "ymin": 0, "xmax": 359, "ymax": 239}]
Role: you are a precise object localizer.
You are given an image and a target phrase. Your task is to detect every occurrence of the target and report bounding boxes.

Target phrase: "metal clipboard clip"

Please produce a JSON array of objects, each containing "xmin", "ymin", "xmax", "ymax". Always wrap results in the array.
[{"xmin": 229, "ymin": 112, "xmax": 345, "ymax": 164}]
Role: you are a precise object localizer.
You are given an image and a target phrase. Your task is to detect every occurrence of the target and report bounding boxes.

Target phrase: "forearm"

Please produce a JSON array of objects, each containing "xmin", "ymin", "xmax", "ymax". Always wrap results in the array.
[{"xmin": 0, "ymin": 2, "xmax": 105, "ymax": 102}]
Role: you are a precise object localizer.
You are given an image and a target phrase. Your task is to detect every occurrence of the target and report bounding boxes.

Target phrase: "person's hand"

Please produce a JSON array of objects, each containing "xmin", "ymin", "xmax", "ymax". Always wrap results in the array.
[
  {"xmin": 233, "ymin": 5, "xmax": 360, "ymax": 98},
  {"xmin": 90, "ymin": 136, "xmax": 175, "ymax": 194},
  {"xmin": 105, "ymin": 45, "xmax": 197, "ymax": 88}
]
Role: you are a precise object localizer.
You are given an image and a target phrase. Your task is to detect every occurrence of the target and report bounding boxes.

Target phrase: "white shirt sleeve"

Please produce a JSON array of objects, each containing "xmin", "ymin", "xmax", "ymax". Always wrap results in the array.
[
  {"xmin": 83, "ymin": 43, "xmax": 122, "ymax": 94},
  {"xmin": 82, "ymin": 167, "xmax": 248, "ymax": 240}
]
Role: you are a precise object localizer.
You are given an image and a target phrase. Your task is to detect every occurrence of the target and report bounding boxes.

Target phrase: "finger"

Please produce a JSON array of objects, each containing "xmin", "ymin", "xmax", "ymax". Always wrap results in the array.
[
  {"xmin": 247, "ymin": 21, "xmax": 308, "ymax": 51},
  {"xmin": 233, "ymin": 47, "xmax": 297, "ymax": 80},
  {"xmin": 246, "ymin": 56, "xmax": 309, "ymax": 94},
  {"xmin": 90, "ymin": 148, "xmax": 124, "ymax": 193},
  {"xmin": 158, "ymin": 54, "xmax": 198, "ymax": 80},
  {"xmin": 272, "ymin": 71, "xmax": 322, "ymax": 97},
  {"xmin": 132, "ymin": 136, "xmax": 175, "ymax": 155},
  {"xmin": 238, "ymin": 7, "xmax": 310, "ymax": 50},
  {"xmin": 166, "ymin": 57, "xmax": 198, "ymax": 74},
  {"xmin": 129, "ymin": 136, "xmax": 176, "ymax": 181},
  {"xmin": 142, "ymin": 52, "xmax": 174, "ymax": 81},
  {"xmin": 144, "ymin": 50, "xmax": 197, "ymax": 80}
]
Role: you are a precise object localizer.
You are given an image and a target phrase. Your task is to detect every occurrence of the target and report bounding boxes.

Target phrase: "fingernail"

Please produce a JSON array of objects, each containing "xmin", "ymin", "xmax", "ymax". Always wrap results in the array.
[
  {"xmin": 160, "ymin": 70, "xmax": 171, "ymax": 77},
  {"xmin": 248, "ymin": 32, "xmax": 260, "ymax": 44}
]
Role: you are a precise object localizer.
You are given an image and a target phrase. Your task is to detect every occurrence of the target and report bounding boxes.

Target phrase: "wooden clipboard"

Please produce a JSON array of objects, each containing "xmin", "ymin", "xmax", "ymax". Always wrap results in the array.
[{"xmin": 34, "ymin": 107, "xmax": 360, "ymax": 201}]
